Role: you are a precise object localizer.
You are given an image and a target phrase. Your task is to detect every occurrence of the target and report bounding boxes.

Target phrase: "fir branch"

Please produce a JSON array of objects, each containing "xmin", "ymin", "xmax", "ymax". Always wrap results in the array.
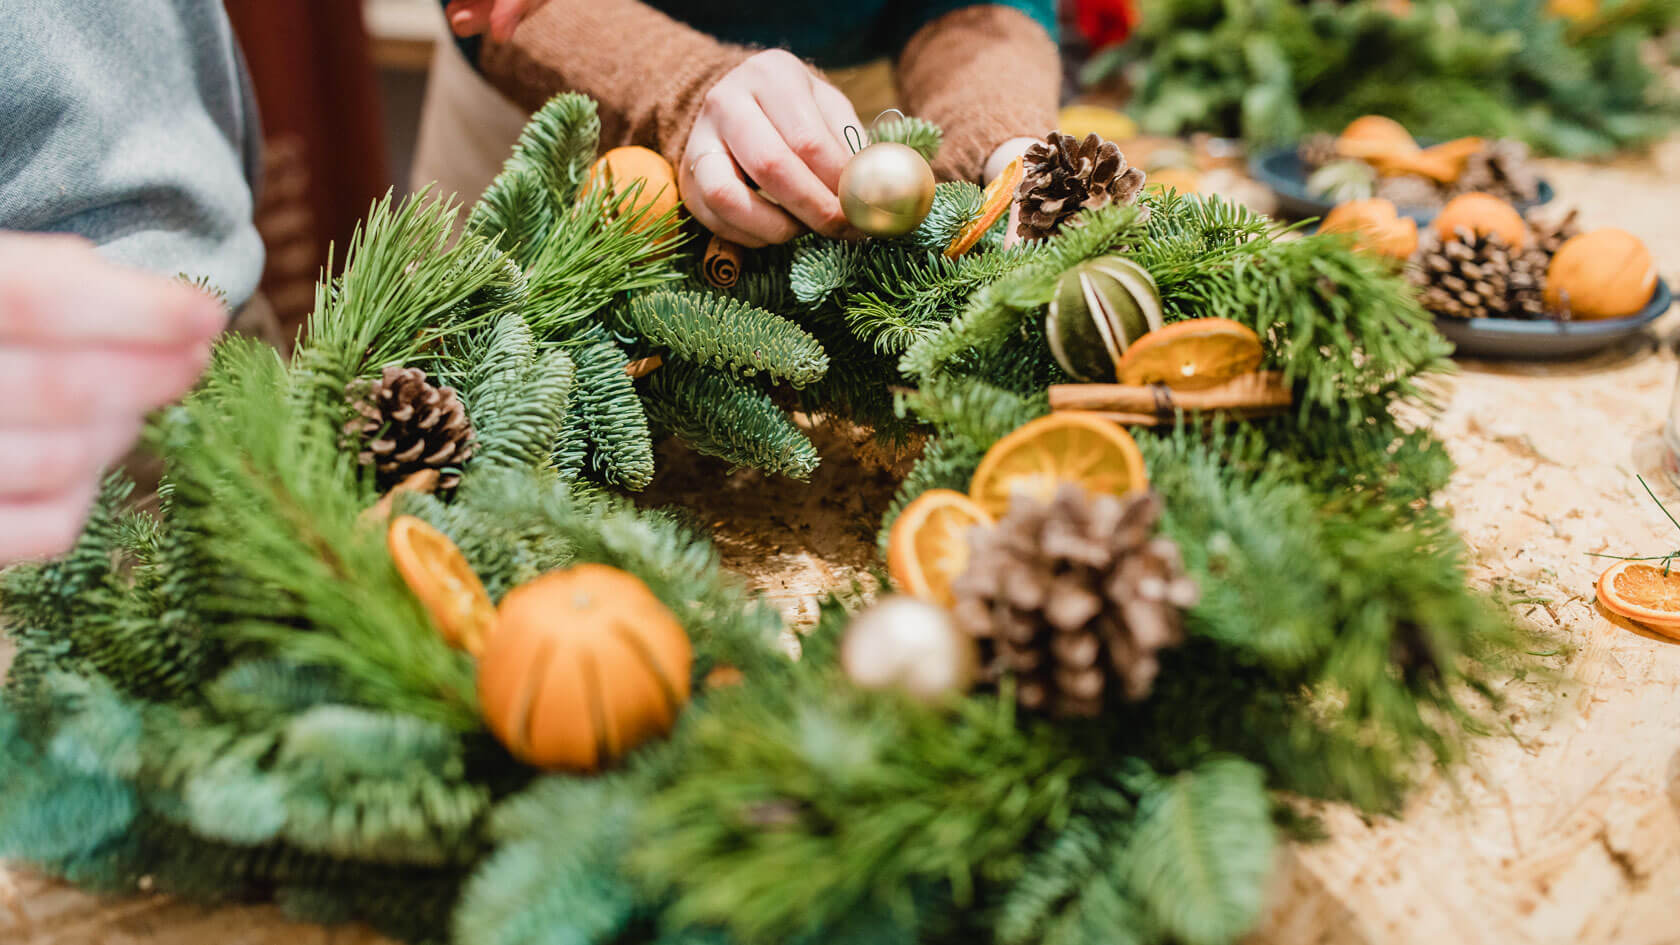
[
  {"xmin": 455, "ymin": 314, "xmax": 577, "ymax": 472},
  {"xmin": 843, "ymin": 246, "xmax": 1030, "ymax": 356},
  {"xmin": 644, "ymin": 362, "xmax": 820, "ymax": 481},
  {"xmin": 567, "ymin": 333, "xmax": 657, "ymax": 490},
  {"xmin": 870, "ymin": 116, "xmax": 943, "ymax": 162},
  {"xmin": 790, "ymin": 238, "xmax": 867, "ymax": 308},
  {"xmin": 908, "ymin": 181, "xmax": 983, "ymax": 254},
  {"xmin": 620, "ymin": 289, "xmax": 829, "ymax": 387}
]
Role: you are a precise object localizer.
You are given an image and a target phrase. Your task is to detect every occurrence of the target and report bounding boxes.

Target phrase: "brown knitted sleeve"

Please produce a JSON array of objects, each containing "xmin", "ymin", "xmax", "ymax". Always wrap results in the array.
[
  {"xmin": 896, "ymin": 5, "xmax": 1061, "ymax": 183},
  {"xmin": 478, "ymin": 1, "xmax": 754, "ymax": 169}
]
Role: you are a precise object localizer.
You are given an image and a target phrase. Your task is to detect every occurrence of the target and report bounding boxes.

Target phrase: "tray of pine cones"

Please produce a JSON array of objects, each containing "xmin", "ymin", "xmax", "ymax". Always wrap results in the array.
[{"xmin": 1252, "ymin": 115, "xmax": 1553, "ymax": 223}]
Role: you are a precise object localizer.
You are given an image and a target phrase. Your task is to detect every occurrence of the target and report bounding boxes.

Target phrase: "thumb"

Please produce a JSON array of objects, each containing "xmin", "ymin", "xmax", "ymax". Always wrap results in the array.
[{"xmin": 0, "ymin": 234, "xmax": 226, "ymax": 347}]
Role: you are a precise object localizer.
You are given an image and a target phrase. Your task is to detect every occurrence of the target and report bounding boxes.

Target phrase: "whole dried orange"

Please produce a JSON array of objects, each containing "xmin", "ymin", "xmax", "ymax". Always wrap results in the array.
[
  {"xmin": 1596, "ymin": 560, "xmax": 1680, "ymax": 638},
  {"xmin": 388, "ymin": 515, "xmax": 497, "ymax": 657},
  {"xmin": 887, "ymin": 489, "xmax": 993, "ymax": 606},
  {"xmin": 1114, "ymin": 317, "xmax": 1263, "ymax": 391},
  {"xmin": 945, "ymin": 157, "xmax": 1024, "ymax": 258},
  {"xmin": 968, "ymin": 413, "xmax": 1149, "ymax": 519}
]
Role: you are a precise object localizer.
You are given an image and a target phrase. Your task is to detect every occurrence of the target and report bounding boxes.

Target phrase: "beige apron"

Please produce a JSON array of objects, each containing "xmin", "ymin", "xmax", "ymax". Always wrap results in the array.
[{"xmin": 409, "ymin": 23, "xmax": 900, "ymax": 201}]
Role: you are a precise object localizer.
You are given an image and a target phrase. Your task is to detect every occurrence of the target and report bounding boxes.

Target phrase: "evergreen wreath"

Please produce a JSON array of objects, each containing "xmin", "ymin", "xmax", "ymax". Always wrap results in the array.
[{"xmin": 0, "ymin": 94, "xmax": 1539, "ymax": 945}]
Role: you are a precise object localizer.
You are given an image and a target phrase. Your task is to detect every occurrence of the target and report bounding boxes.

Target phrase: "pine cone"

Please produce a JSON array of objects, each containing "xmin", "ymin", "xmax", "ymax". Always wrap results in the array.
[
  {"xmin": 949, "ymin": 485, "xmax": 1198, "ymax": 717},
  {"xmin": 1410, "ymin": 227, "xmax": 1532, "ymax": 320},
  {"xmin": 1298, "ymin": 132, "xmax": 1340, "ymax": 170},
  {"xmin": 1016, "ymin": 132, "xmax": 1147, "ymax": 242},
  {"xmin": 343, "ymin": 365, "xmax": 476, "ymax": 489},
  {"xmin": 1527, "ymin": 208, "xmax": 1582, "ymax": 258},
  {"xmin": 1373, "ymin": 174, "xmax": 1444, "ymax": 210},
  {"xmin": 1450, "ymin": 139, "xmax": 1540, "ymax": 205}
]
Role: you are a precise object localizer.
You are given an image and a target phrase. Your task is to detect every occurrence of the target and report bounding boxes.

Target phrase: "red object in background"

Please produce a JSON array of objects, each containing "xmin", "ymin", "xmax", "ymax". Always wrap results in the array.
[
  {"xmin": 224, "ymin": 1, "xmax": 390, "ymax": 337},
  {"xmin": 1072, "ymin": 0, "xmax": 1140, "ymax": 49}
]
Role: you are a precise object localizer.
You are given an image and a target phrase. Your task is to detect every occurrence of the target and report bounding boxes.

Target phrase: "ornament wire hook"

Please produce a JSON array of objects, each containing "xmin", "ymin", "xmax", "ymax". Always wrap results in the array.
[
  {"xmin": 843, "ymin": 125, "xmax": 864, "ymax": 155},
  {"xmin": 870, "ymin": 108, "xmax": 908, "ymax": 135}
]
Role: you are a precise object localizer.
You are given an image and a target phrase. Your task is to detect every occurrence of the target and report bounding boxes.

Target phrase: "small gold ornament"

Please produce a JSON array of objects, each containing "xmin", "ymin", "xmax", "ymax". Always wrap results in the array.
[
  {"xmin": 839, "ymin": 141, "xmax": 936, "ymax": 238},
  {"xmin": 841, "ymin": 595, "xmax": 977, "ymax": 702}
]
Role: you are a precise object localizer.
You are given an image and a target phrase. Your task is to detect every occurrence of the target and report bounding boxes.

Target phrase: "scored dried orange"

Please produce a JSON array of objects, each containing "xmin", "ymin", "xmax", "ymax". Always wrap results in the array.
[
  {"xmin": 1114, "ymin": 317, "xmax": 1263, "ymax": 391},
  {"xmin": 887, "ymin": 489, "xmax": 994, "ymax": 606},
  {"xmin": 945, "ymin": 157, "xmax": 1024, "ymax": 258},
  {"xmin": 968, "ymin": 413, "xmax": 1149, "ymax": 519},
  {"xmin": 1595, "ymin": 560, "xmax": 1680, "ymax": 638},
  {"xmin": 388, "ymin": 515, "xmax": 497, "ymax": 656}
]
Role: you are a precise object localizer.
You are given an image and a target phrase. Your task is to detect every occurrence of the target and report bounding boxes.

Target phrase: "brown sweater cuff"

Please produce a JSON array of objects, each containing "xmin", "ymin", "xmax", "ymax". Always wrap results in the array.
[
  {"xmin": 479, "ymin": 1, "xmax": 753, "ymax": 169},
  {"xmin": 897, "ymin": 5, "xmax": 1061, "ymax": 182}
]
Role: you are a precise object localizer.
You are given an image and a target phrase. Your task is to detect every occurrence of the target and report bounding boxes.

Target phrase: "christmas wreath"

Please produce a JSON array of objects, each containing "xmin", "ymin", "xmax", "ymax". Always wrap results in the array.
[{"xmin": 0, "ymin": 95, "xmax": 1536, "ymax": 945}]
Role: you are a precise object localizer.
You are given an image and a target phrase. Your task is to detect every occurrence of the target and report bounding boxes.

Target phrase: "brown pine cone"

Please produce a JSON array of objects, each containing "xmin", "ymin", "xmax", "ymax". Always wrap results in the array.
[
  {"xmin": 1297, "ymin": 132, "xmax": 1340, "ymax": 170},
  {"xmin": 343, "ymin": 365, "xmax": 476, "ymax": 489},
  {"xmin": 1450, "ymin": 139, "xmax": 1540, "ymax": 205},
  {"xmin": 949, "ymin": 484, "xmax": 1198, "ymax": 717},
  {"xmin": 1374, "ymin": 174, "xmax": 1445, "ymax": 210},
  {"xmin": 1527, "ymin": 208, "xmax": 1582, "ymax": 258},
  {"xmin": 1409, "ymin": 227, "xmax": 1529, "ymax": 320},
  {"xmin": 1016, "ymin": 132, "xmax": 1148, "ymax": 242}
]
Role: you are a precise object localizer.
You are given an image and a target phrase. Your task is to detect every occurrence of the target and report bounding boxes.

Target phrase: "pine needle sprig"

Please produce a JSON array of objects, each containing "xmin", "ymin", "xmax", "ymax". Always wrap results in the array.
[
  {"xmin": 644, "ymin": 362, "xmax": 821, "ymax": 480},
  {"xmin": 907, "ymin": 181, "xmax": 983, "ymax": 253},
  {"xmin": 843, "ymin": 245, "xmax": 1031, "ymax": 355},
  {"xmin": 452, "ymin": 314, "xmax": 577, "ymax": 472},
  {"xmin": 870, "ymin": 116, "xmax": 943, "ymax": 162},
  {"xmin": 620, "ymin": 289, "xmax": 829, "ymax": 387},
  {"xmin": 566, "ymin": 332, "xmax": 657, "ymax": 490}
]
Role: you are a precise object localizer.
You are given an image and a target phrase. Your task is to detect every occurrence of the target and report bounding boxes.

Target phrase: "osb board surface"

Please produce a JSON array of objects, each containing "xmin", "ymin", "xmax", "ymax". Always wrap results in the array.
[{"xmin": 8, "ymin": 152, "xmax": 1680, "ymax": 945}]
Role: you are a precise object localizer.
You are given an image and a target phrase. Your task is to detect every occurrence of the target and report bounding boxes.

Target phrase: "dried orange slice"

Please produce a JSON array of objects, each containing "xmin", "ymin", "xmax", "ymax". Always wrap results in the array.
[
  {"xmin": 887, "ymin": 489, "xmax": 993, "ymax": 606},
  {"xmin": 1596, "ymin": 560, "xmax": 1680, "ymax": 637},
  {"xmin": 945, "ymin": 157, "xmax": 1023, "ymax": 258},
  {"xmin": 388, "ymin": 515, "xmax": 497, "ymax": 656},
  {"xmin": 1115, "ymin": 317, "xmax": 1263, "ymax": 391},
  {"xmin": 968, "ymin": 413, "xmax": 1149, "ymax": 519}
]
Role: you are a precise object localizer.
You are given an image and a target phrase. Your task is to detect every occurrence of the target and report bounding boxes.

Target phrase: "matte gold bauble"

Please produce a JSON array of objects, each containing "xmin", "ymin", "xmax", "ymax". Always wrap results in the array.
[
  {"xmin": 839, "ymin": 142, "xmax": 936, "ymax": 238},
  {"xmin": 841, "ymin": 595, "xmax": 977, "ymax": 702}
]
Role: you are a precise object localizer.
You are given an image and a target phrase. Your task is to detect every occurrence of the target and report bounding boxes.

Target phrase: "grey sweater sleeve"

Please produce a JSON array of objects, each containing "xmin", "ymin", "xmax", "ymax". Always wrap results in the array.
[{"xmin": 0, "ymin": 0, "xmax": 265, "ymax": 309}]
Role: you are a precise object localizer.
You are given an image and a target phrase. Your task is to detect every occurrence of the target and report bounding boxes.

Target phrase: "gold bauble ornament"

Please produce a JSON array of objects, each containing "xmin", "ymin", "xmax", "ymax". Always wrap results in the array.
[
  {"xmin": 841, "ymin": 595, "xmax": 977, "ymax": 702},
  {"xmin": 838, "ymin": 142, "xmax": 936, "ymax": 238}
]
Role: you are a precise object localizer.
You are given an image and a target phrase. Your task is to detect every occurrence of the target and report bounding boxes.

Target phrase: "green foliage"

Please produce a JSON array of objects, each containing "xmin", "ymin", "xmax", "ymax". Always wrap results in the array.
[
  {"xmin": 453, "ymin": 314, "xmax": 577, "ymax": 472},
  {"xmin": 620, "ymin": 289, "xmax": 829, "ymax": 387},
  {"xmin": 870, "ymin": 116, "xmax": 943, "ymax": 162},
  {"xmin": 1108, "ymin": 0, "xmax": 1680, "ymax": 156},
  {"xmin": 908, "ymin": 181, "xmax": 983, "ymax": 253},
  {"xmin": 645, "ymin": 362, "xmax": 821, "ymax": 480},
  {"xmin": 569, "ymin": 332, "xmax": 657, "ymax": 490}
]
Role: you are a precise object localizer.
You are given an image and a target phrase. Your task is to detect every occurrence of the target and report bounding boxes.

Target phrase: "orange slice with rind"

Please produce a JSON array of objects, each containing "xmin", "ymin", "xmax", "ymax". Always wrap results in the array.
[
  {"xmin": 388, "ymin": 515, "xmax": 497, "ymax": 656},
  {"xmin": 887, "ymin": 490, "xmax": 994, "ymax": 607},
  {"xmin": 1115, "ymin": 317, "xmax": 1264, "ymax": 391},
  {"xmin": 1596, "ymin": 560, "xmax": 1680, "ymax": 638},
  {"xmin": 945, "ymin": 157, "xmax": 1023, "ymax": 258},
  {"xmin": 968, "ymin": 413, "xmax": 1149, "ymax": 519}
]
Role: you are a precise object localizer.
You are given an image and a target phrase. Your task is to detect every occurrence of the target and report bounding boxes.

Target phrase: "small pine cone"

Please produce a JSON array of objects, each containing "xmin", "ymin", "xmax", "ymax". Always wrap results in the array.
[
  {"xmin": 1298, "ymin": 132, "xmax": 1340, "ymax": 170},
  {"xmin": 1527, "ymin": 207, "xmax": 1582, "ymax": 258},
  {"xmin": 343, "ymin": 365, "xmax": 476, "ymax": 489},
  {"xmin": 1016, "ymin": 132, "xmax": 1147, "ymax": 242},
  {"xmin": 1450, "ymin": 139, "xmax": 1540, "ymax": 205},
  {"xmin": 949, "ymin": 484, "xmax": 1198, "ymax": 717},
  {"xmin": 1374, "ymin": 174, "xmax": 1445, "ymax": 210},
  {"xmin": 1409, "ymin": 226, "xmax": 1523, "ymax": 320},
  {"xmin": 1508, "ymin": 248, "xmax": 1550, "ymax": 320}
]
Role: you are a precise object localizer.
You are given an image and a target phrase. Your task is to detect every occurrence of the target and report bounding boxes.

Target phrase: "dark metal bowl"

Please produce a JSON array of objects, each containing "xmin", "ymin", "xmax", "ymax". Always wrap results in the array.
[{"xmin": 1433, "ymin": 278, "xmax": 1671, "ymax": 360}]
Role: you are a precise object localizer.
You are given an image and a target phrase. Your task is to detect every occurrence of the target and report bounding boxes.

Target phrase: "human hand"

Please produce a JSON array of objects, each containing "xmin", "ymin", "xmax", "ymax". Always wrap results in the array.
[
  {"xmin": 443, "ymin": 0, "xmax": 551, "ymax": 42},
  {"xmin": 0, "ymin": 234, "xmax": 223, "ymax": 563},
  {"xmin": 680, "ymin": 50, "xmax": 865, "ymax": 247}
]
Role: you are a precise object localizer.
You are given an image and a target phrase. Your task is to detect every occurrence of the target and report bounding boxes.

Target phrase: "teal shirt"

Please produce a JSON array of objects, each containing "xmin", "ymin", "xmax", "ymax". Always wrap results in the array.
[{"xmin": 453, "ymin": 1, "xmax": 1056, "ymax": 69}]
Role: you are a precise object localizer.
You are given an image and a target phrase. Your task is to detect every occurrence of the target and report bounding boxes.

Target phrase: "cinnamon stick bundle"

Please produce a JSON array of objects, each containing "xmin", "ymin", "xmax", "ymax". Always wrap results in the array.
[
  {"xmin": 1049, "ymin": 371, "xmax": 1291, "ymax": 425},
  {"xmin": 702, "ymin": 234, "xmax": 744, "ymax": 289}
]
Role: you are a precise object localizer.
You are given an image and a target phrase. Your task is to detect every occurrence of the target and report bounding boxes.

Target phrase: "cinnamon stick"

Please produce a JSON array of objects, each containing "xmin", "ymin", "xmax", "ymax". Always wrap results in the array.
[
  {"xmin": 1049, "ymin": 371, "xmax": 1291, "ymax": 415},
  {"xmin": 702, "ymin": 234, "xmax": 744, "ymax": 289}
]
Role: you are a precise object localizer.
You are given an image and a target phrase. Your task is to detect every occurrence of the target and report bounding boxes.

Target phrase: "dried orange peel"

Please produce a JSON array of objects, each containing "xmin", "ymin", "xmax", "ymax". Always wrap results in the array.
[
  {"xmin": 1115, "ymin": 317, "xmax": 1264, "ymax": 391},
  {"xmin": 388, "ymin": 515, "xmax": 497, "ymax": 656},
  {"xmin": 968, "ymin": 413, "xmax": 1149, "ymax": 519},
  {"xmin": 945, "ymin": 157, "xmax": 1023, "ymax": 258},
  {"xmin": 887, "ymin": 489, "xmax": 993, "ymax": 606},
  {"xmin": 1596, "ymin": 560, "xmax": 1680, "ymax": 638}
]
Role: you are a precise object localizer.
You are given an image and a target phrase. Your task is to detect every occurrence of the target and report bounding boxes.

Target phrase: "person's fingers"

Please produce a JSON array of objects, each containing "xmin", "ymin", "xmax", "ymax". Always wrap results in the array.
[
  {"xmin": 755, "ymin": 72, "xmax": 853, "ymax": 193},
  {"xmin": 0, "ymin": 236, "xmax": 225, "ymax": 347},
  {"xmin": 715, "ymin": 96, "xmax": 849, "ymax": 238},
  {"xmin": 0, "ymin": 478, "xmax": 100, "ymax": 564},
  {"xmin": 444, "ymin": 0, "xmax": 492, "ymax": 37},
  {"xmin": 0, "ymin": 421, "xmax": 143, "ymax": 500},
  {"xmin": 683, "ymin": 123, "xmax": 802, "ymax": 246},
  {"xmin": 487, "ymin": 0, "xmax": 530, "ymax": 41},
  {"xmin": 810, "ymin": 81, "xmax": 866, "ymax": 163},
  {"xmin": 0, "ymin": 342, "xmax": 210, "ymax": 426}
]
